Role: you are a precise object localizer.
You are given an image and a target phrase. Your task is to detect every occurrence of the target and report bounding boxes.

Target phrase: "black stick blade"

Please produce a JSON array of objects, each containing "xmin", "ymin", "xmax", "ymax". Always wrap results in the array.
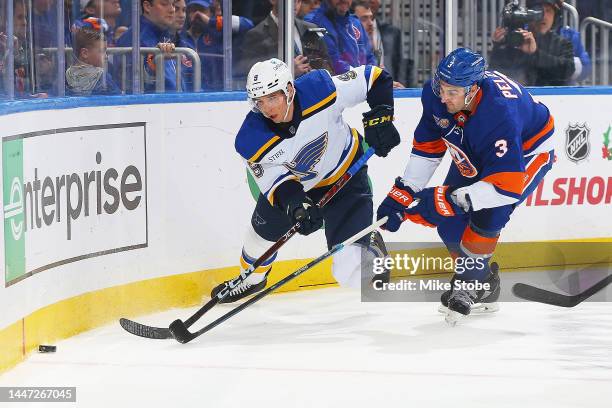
[
  {"xmin": 512, "ymin": 283, "xmax": 577, "ymax": 307},
  {"xmin": 169, "ymin": 319, "xmax": 194, "ymax": 344},
  {"xmin": 513, "ymin": 274, "xmax": 612, "ymax": 308},
  {"xmin": 119, "ymin": 318, "xmax": 173, "ymax": 339}
]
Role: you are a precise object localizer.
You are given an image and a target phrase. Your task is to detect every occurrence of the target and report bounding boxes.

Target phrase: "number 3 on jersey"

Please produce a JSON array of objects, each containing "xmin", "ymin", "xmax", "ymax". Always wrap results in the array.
[{"xmin": 495, "ymin": 139, "xmax": 508, "ymax": 157}]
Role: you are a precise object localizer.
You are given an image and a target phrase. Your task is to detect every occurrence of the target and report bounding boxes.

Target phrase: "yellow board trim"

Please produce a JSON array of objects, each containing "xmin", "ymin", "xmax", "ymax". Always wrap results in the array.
[
  {"xmin": 302, "ymin": 91, "xmax": 337, "ymax": 117},
  {"xmin": 248, "ymin": 135, "xmax": 281, "ymax": 163},
  {"xmin": 0, "ymin": 258, "xmax": 335, "ymax": 375},
  {"xmin": 2, "ymin": 238, "xmax": 610, "ymax": 374}
]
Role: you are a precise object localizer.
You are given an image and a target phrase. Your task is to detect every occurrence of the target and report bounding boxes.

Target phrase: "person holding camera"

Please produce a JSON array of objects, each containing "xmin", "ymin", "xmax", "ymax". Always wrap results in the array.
[
  {"xmin": 237, "ymin": 0, "xmax": 333, "ymax": 79},
  {"xmin": 489, "ymin": 0, "xmax": 574, "ymax": 86}
]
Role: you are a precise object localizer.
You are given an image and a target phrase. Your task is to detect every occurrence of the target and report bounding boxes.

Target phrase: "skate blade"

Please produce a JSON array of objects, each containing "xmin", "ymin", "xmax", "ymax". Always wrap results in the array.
[
  {"xmin": 444, "ymin": 310, "xmax": 465, "ymax": 327},
  {"xmin": 438, "ymin": 302, "xmax": 500, "ymax": 314}
]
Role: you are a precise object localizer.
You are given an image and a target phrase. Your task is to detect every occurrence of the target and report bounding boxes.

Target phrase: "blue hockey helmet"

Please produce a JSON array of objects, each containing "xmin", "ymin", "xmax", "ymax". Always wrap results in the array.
[{"xmin": 432, "ymin": 47, "xmax": 486, "ymax": 97}]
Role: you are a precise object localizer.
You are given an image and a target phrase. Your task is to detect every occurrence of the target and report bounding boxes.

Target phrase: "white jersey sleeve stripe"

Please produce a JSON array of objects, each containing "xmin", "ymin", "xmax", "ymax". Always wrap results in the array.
[
  {"xmin": 458, "ymin": 181, "xmax": 519, "ymax": 211},
  {"xmin": 402, "ymin": 153, "xmax": 443, "ymax": 192}
]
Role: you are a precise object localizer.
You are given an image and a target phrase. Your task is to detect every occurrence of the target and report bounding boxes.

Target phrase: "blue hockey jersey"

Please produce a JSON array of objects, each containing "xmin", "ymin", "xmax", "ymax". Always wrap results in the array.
[{"xmin": 403, "ymin": 70, "xmax": 555, "ymax": 211}]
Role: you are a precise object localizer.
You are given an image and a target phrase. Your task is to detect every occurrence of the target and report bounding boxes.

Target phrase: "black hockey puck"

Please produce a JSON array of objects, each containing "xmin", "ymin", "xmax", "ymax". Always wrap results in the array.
[{"xmin": 38, "ymin": 345, "xmax": 56, "ymax": 353}]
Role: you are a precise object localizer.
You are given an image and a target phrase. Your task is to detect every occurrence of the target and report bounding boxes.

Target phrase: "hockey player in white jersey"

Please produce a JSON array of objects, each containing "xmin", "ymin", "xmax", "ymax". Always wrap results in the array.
[{"xmin": 211, "ymin": 58, "xmax": 400, "ymax": 302}]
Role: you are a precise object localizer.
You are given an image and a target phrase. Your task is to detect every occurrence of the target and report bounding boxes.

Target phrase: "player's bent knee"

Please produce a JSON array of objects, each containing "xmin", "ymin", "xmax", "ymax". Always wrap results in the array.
[
  {"xmin": 243, "ymin": 224, "xmax": 277, "ymax": 258},
  {"xmin": 332, "ymin": 244, "xmax": 363, "ymax": 288}
]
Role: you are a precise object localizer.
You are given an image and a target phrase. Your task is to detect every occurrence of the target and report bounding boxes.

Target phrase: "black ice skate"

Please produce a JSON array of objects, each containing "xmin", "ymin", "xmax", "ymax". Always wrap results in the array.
[
  {"xmin": 368, "ymin": 230, "xmax": 390, "ymax": 285},
  {"xmin": 439, "ymin": 262, "xmax": 501, "ymax": 324},
  {"xmin": 210, "ymin": 273, "xmax": 268, "ymax": 303}
]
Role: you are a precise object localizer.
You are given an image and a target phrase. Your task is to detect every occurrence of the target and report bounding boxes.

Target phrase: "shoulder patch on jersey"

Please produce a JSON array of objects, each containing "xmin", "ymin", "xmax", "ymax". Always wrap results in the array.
[
  {"xmin": 296, "ymin": 70, "xmax": 337, "ymax": 120},
  {"xmin": 337, "ymin": 70, "xmax": 357, "ymax": 81},
  {"xmin": 235, "ymin": 112, "xmax": 282, "ymax": 163}
]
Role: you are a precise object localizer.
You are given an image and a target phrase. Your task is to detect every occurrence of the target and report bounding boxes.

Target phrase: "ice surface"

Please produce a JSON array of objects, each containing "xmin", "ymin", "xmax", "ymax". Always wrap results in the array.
[{"xmin": 1, "ymin": 286, "xmax": 611, "ymax": 408}]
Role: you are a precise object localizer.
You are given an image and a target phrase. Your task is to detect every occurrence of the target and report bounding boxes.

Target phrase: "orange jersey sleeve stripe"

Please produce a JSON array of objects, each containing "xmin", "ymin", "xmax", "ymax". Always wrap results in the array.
[
  {"xmin": 523, "ymin": 115, "xmax": 554, "ymax": 151},
  {"xmin": 461, "ymin": 225, "xmax": 499, "ymax": 257},
  {"xmin": 481, "ymin": 171, "xmax": 527, "ymax": 195},
  {"xmin": 413, "ymin": 139, "xmax": 447, "ymax": 154},
  {"xmin": 524, "ymin": 152, "xmax": 552, "ymax": 191}
]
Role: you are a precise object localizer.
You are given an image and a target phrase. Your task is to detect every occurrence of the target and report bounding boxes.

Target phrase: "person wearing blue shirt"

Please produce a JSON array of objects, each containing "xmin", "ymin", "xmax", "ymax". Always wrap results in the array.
[
  {"xmin": 304, "ymin": 0, "xmax": 376, "ymax": 74},
  {"xmin": 117, "ymin": 0, "xmax": 186, "ymax": 92},
  {"xmin": 558, "ymin": 26, "xmax": 592, "ymax": 83},
  {"xmin": 377, "ymin": 48, "xmax": 556, "ymax": 324},
  {"xmin": 182, "ymin": 0, "xmax": 254, "ymax": 91}
]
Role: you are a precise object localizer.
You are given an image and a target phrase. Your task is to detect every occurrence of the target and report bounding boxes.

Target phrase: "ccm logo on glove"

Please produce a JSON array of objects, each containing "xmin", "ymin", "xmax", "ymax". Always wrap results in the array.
[{"xmin": 364, "ymin": 115, "xmax": 393, "ymax": 127}]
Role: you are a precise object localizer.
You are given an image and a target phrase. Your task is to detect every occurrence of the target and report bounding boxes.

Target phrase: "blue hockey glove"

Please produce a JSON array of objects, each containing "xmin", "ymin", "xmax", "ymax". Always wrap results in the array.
[
  {"xmin": 285, "ymin": 193, "xmax": 324, "ymax": 236},
  {"xmin": 362, "ymin": 105, "xmax": 400, "ymax": 157},
  {"xmin": 404, "ymin": 186, "xmax": 465, "ymax": 228},
  {"xmin": 376, "ymin": 177, "xmax": 417, "ymax": 232}
]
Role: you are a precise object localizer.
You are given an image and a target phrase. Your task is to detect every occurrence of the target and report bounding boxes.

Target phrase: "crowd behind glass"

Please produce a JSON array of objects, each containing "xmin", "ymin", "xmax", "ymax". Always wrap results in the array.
[{"xmin": 1, "ymin": 0, "xmax": 611, "ymax": 100}]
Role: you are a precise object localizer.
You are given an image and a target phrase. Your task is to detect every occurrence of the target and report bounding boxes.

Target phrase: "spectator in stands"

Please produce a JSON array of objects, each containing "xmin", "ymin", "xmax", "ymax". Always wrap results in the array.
[
  {"xmin": 183, "ymin": 0, "xmax": 253, "ymax": 90},
  {"xmin": 352, "ymin": 0, "xmax": 404, "ymax": 88},
  {"xmin": 298, "ymin": 0, "xmax": 321, "ymax": 18},
  {"xmin": 304, "ymin": 0, "xmax": 375, "ymax": 74},
  {"xmin": 0, "ymin": 0, "xmax": 39, "ymax": 97},
  {"xmin": 31, "ymin": 0, "xmax": 72, "ymax": 93},
  {"xmin": 171, "ymin": 0, "xmax": 188, "ymax": 40},
  {"xmin": 367, "ymin": 0, "xmax": 407, "ymax": 86},
  {"xmin": 116, "ymin": 0, "xmax": 133, "ymax": 27},
  {"xmin": 66, "ymin": 27, "xmax": 120, "ymax": 95},
  {"xmin": 238, "ymin": 0, "xmax": 332, "ymax": 79},
  {"xmin": 33, "ymin": 0, "xmax": 58, "ymax": 49},
  {"xmin": 117, "ymin": 0, "xmax": 186, "ymax": 92},
  {"xmin": 233, "ymin": 0, "xmax": 270, "ymax": 26},
  {"xmin": 80, "ymin": 0, "xmax": 128, "ymax": 46},
  {"xmin": 489, "ymin": 0, "xmax": 574, "ymax": 86},
  {"xmin": 171, "ymin": 0, "xmax": 198, "ymax": 91},
  {"xmin": 72, "ymin": 16, "xmax": 112, "ymax": 45},
  {"xmin": 547, "ymin": 0, "xmax": 592, "ymax": 83}
]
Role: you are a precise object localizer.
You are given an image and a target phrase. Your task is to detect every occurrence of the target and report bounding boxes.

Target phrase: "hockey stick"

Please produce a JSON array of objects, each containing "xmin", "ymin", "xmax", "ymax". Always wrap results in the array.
[
  {"xmin": 169, "ymin": 216, "xmax": 388, "ymax": 343},
  {"xmin": 120, "ymin": 147, "xmax": 375, "ymax": 339},
  {"xmin": 512, "ymin": 274, "xmax": 612, "ymax": 307}
]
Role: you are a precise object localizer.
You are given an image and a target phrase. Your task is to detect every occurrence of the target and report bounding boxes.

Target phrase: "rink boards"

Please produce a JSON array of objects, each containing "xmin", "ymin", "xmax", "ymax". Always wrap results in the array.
[{"xmin": 0, "ymin": 88, "xmax": 611, "ymax": 372}]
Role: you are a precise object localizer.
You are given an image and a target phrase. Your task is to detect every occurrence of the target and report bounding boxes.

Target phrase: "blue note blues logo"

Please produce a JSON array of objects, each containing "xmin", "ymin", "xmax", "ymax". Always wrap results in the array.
[{"xmin": 283, "ymin": 132, "xmax": 328, "ymax": 181}]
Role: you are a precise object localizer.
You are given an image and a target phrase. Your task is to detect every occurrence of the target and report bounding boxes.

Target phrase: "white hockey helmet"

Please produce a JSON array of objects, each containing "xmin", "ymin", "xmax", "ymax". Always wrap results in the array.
[{"xmin": 246, "ymin": 58, "xmax": 294, "ymax": 112}]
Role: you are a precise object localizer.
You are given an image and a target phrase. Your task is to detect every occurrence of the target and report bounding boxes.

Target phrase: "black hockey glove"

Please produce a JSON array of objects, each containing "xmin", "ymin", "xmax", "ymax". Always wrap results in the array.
[
  {"xmin": 362, "ymin": 105, "xmax": 401, "ymax": 157},
  {"xmin": 285, "ymin": 193, "xmax": 324, "ymax": 236}
]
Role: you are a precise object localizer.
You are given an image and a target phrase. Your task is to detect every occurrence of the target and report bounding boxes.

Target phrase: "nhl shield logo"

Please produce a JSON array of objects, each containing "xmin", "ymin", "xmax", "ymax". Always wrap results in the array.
[{"xmin": 565, "ymin": 123, "xmax": 590, "ymax": 163}]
